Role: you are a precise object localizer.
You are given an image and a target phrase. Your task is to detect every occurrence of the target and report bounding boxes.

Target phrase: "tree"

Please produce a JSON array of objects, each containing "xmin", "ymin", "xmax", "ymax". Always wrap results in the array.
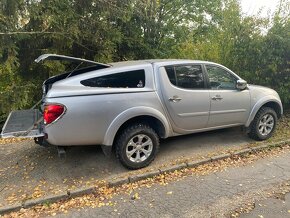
[
  {"xmin": 115, "ymin": 0, "xmax": 222, "ymax": 59},
  {"xmin": 0, "ymin": 0, "xmax": 289, "ymax": 124}
]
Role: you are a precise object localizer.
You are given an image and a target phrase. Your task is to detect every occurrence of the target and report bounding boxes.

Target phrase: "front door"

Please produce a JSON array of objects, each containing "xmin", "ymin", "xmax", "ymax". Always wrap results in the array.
[
  {"xmin": 159, "ymin": 64, "xmax": 210, "ymax": 132},
  {"xmin": 205, "ymin": 65, "xmax": 251, "ymax": 127}
]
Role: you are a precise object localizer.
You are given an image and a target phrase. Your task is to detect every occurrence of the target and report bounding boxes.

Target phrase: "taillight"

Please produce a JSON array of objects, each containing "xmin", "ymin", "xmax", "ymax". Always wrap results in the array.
[{"xmin": 43, "ymin": 104, "xmax": 65, "ymax": 125}]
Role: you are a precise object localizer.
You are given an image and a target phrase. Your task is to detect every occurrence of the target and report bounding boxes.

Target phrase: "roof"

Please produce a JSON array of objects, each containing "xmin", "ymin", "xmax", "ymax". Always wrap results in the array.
[
  {"xmin": 110, "ymin": 59, "xmax": 216, "ymax": 68},
  {"xmin": 35, "ymin": 54, "xmax": 217, "ymax": 68}
]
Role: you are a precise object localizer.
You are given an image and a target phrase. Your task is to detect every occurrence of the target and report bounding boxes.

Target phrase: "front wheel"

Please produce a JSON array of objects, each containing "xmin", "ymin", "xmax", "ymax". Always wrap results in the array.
[
  {"xmin": 115, "ymin": 123, "xmax": 159, "ymax": 169},
  {"xmin": 248, "ymin": 107, "xmax": 277, "ymax": 141}
]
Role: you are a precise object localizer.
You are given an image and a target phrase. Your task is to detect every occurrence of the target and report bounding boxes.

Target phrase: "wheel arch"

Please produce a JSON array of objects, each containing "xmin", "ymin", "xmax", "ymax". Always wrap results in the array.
[
  {"xmin": 245, "ymin": 97, "xmax": 283, "ymax": 127},
  {"xmin": 102, "ymin": 107, "xmax": 172, "ymax": 146}
]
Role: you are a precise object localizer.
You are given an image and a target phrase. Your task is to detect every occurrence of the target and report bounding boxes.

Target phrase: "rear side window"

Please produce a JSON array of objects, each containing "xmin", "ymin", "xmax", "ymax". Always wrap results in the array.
[
  {"xmin": 165, "ymin": 65, "xmax": 205, "ymax": 89},
  {"xmin": 80, "ymin": 70, "xmax": 145, "ymax": 88}
]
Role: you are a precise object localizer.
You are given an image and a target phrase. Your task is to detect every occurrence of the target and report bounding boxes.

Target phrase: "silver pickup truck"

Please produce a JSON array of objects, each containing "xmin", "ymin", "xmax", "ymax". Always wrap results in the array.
[{"xmin": 1, "ymin": 54, "xmax": 283, "ymax": 169}]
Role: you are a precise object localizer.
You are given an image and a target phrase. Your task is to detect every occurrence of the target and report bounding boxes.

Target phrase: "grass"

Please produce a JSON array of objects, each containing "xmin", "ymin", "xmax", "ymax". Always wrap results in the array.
[{"xmin": 269, "ymin": 111, "xmax": 290, "ymax": 142}]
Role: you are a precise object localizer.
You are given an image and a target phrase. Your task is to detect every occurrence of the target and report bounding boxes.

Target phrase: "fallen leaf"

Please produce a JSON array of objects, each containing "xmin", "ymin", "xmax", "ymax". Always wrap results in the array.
[{"xmin": 131, "ymin": 192, "xmax": 140, "ymax": 200}]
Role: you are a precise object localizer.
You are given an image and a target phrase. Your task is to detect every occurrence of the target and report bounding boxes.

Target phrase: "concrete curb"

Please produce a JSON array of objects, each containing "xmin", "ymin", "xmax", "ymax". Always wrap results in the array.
[
  {"xmin": 187, "ymin": 157, "xmax": 211, "ymax": 168},
  {"xmin": 128, "ymin": 169, "xmax": 161, "ymax": 183},
  {"xmin": 160, "ymin": 163, "xmax": 187, "ymax": 174},
  {"xmin": 211, "ymin": 153, "xmax": 232, "ymax": 161},
  {"xmin": 233, "ymin": 148, "xmax": 252, "ymax": 156},
  {"xmin": 108, "ymin": 177, "xmax": 129, "ymax": 187},
  {"xmin": 0, "ymin": 204, "xmax": 22, "ymax": 215},
  {"xmin": 0, "ymin": 139, "xmax": 289, "ymax": 215},
  {"xmin": 68, "ymin": 186, "xmax": 96, "ymax": 198},
  {"xmin": 23, "ymin": 192, "xmax": 68, "ymax": 209}
]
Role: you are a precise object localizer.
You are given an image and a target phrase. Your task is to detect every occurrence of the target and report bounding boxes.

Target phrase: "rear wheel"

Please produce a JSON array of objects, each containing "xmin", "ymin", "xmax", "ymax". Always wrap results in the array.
[
  {"xmin": 115, "ymin": 123, "xmax": 159, "ymax": 169},
  {"xmin": 248, "ymin": 107, "xmax": 277, "ymax": 141}
]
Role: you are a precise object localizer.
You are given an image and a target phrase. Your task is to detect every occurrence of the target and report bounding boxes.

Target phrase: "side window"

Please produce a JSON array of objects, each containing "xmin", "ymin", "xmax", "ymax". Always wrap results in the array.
[
  {"xmin": 206, "ymin": 65, "xmax": 237, "ymax": 90},
  {"xmin": 80, "ymin": 70, "xmax": 145, "ymax": 88},
  {"xmin": 165, "ymin": 65, "xmax": 205, "ymax": 89}
]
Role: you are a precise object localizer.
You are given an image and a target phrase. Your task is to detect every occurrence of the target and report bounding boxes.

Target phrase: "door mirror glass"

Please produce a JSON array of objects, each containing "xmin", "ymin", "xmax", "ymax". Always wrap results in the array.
[{"xmin": 236, "ymin": 79, "xmax": 247, "ymax": 90}]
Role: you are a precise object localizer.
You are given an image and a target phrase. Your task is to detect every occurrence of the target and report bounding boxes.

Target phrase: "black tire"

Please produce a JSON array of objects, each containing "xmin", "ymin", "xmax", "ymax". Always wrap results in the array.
[
  {"xmin": 248, "ymin": 107, "xmax": 277, "ymax": 141},
  {"xmin": 115, "ymin": 123, "xmax": 159, "ymax": 170}
]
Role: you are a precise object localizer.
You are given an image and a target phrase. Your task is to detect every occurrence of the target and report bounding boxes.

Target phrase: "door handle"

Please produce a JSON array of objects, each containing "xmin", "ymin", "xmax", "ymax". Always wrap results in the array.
[
  {"xmin": 211, "ymin": 95, "xmax": 223, "ymax": 100},
  {"xmin": 169, "ymin": 96, "xmax": 182, "ymax": 102}
]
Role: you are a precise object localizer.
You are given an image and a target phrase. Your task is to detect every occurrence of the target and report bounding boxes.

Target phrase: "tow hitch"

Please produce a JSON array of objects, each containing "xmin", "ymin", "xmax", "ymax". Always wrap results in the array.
[{"xmin": 57, "ymin": 146, "xmax": 66, "ymax": 158}]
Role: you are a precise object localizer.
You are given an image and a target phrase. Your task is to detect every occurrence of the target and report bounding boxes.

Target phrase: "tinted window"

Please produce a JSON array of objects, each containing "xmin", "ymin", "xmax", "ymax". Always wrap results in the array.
[
  {"xmin": 206, "ymin": 65, "xmax": 237, "ymax": 90},
  {"xmin": 165, "ymin": 65, "xmax": 204, "ymax": 89},
  {"xmin": 81, "ymin": 70, "xmax": 145, "ymax": 88}
]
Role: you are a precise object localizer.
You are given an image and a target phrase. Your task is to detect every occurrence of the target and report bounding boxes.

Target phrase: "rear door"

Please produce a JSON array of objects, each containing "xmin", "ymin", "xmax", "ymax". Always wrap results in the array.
[
  {"xmin": 1, "ymin": 109, "xmax": 44, "ymax": 138},
  {"xmin": 205, "ymin": 64, "xmax": 251, "ymax": 127},
  {"xmin": 159, "ymin": 64, "xmax": 210, "ymax": 132}
]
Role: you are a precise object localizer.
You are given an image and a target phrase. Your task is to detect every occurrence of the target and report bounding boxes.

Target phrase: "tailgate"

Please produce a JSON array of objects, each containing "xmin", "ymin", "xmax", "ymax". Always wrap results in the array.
[{"xmin": 1, "ymin": 109, "xmax": 44, "ymax": 138}]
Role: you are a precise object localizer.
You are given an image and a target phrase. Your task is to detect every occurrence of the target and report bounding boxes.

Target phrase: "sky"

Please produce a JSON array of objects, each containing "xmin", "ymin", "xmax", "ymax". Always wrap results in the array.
[{"xmin": 240, "ymin": 0, "xmax": 280, "ymax": 17}]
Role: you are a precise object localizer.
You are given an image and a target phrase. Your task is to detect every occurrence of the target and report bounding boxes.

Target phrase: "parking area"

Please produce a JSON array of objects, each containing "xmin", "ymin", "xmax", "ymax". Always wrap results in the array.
[{"xmin": 0, "ymin": 127, "xmax": 254, "ymax": 207}]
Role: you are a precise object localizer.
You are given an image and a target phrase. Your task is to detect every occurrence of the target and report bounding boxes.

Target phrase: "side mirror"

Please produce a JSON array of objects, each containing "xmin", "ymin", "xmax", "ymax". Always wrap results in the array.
[{"xmin": 236, "ymin": 79, "xmax": 247, "ymax": 90}]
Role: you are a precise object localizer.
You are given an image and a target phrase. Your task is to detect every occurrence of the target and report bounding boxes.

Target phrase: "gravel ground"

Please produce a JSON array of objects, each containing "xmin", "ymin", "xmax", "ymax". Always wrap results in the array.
[{"xmin": 0, "ymin": 127, "xmax": 253, "ymax": 207}]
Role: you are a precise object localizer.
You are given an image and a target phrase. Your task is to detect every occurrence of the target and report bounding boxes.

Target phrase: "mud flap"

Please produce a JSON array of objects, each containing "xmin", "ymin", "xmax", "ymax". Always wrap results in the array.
[
  {"xmin": 1, "ymin": 109, "xmax": 44, "ymax": 138},
  {"xmin": 101, "ymin": 145, "xmax": 112, "ymax": 157}
]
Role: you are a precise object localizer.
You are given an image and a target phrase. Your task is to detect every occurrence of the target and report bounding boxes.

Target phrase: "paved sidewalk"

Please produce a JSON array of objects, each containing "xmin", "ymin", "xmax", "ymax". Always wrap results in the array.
[
  {"xmin": 55, "ymin": 147, "xmax": 290, "ymax": 218},
  {"xmin": 241, "ymin": 192, "xmax": 290, "ymax": 218}
]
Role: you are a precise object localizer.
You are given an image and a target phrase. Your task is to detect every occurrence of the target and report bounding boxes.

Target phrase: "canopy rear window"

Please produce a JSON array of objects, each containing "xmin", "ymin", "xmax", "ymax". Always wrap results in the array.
[{"xmin": 80, "ymin": 70, "xmax": 145, "ymax": 88}]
